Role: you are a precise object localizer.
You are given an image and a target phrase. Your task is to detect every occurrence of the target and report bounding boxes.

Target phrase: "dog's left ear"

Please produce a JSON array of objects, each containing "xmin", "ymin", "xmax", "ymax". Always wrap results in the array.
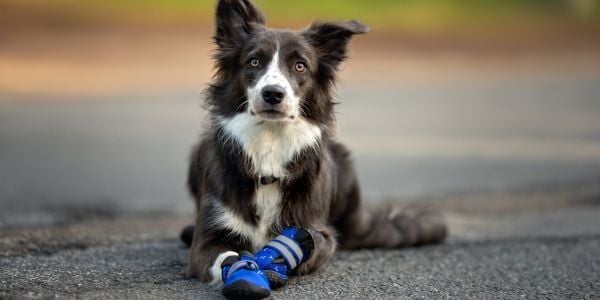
[
  {"xmin": 215, "ymin": 0, "xmax": 265, "ymax": 48},
  {"xmin": 303, "ymin": 20, "xmax": 369, "ymax": 67}
]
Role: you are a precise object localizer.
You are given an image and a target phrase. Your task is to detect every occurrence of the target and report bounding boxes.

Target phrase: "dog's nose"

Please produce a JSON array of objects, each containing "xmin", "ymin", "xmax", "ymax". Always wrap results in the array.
[{"xmin": 261, "ymin": 85, "xmax": 286, "ymax": 105}]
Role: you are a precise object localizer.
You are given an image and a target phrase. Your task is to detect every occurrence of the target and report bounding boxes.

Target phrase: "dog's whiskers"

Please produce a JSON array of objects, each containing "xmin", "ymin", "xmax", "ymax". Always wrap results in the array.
[
  {"xmin": 298, "ymin": 100, "xmax": 310, "ymax": 116},
  {"xmin": 235, "ymin": 99, "xmax": 249, "ymax": 113}
]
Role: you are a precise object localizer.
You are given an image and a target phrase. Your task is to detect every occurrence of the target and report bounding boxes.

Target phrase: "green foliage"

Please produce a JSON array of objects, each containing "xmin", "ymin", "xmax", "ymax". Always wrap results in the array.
[{"xmin": 3, "ymin": 0, "xmax": 599, "ymax": 30}]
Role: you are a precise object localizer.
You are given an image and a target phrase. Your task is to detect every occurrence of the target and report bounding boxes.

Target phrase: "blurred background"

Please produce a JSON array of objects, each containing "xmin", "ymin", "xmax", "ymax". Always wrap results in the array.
[{"xmin": 1, "ymin": 0, "xmax": 600, "ymax": 229}]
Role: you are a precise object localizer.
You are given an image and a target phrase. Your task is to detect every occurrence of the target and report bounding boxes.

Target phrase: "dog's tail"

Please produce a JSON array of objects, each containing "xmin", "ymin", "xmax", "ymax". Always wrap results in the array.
[
  {"xmin": 180, "ymin": 224, "xmax": 195, "ymax": 248},
  {"xmin": 339, "ymin": 203, "xmax": 448, "ymax": 249}
]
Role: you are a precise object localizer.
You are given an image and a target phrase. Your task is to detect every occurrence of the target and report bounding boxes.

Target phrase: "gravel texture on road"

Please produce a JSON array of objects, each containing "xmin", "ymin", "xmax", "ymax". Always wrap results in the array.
[
  {"xmin": 1, "ymin": 236, "xmax": 598, "ymax": 299},
  {"xmin": 2, "ymin": 203, "xmax": 599, "ymax": 299}
]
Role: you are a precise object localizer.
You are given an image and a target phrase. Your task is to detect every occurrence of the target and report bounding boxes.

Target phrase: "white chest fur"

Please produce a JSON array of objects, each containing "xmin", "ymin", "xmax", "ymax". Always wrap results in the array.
[
  {"xmin": 217, "ymin": 113, "xmax": 321, "ymax": 249},
  {"xmin": 219, "ymin": 114, "xmax": 322, "ymax": 178},
  {"xmin": 252, "ymin": 183, "xmax": 282, "ymax": 249}
]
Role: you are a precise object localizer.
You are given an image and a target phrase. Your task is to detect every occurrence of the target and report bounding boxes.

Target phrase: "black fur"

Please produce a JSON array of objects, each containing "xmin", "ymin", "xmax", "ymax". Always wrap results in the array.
[{"xmin": 185, "ymin": 0, "xmax": 447, "ymax": 283}]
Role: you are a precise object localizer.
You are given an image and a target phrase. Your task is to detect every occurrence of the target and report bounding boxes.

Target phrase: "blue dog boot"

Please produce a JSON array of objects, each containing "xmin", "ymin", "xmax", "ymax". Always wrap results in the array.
[
  {"xmin": 221, "ymin": 251, "xmax": 271, "ymax": 300},
  {"xmin": 255, "ymin": 227, "xmax": 314, "ymax": 289}
]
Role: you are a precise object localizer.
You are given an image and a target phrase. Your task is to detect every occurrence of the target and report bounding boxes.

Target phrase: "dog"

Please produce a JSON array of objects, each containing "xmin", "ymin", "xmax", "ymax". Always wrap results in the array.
[{"xmin": 183, "ymin": 0, "xmax": 447, "ymax": 298}]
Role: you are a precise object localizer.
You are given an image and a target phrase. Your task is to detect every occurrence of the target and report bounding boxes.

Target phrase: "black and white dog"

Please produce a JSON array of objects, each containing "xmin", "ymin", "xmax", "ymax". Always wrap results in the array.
[{"xmin": 184, "ymin": 0, "xmax": 447, "ymax": 298}]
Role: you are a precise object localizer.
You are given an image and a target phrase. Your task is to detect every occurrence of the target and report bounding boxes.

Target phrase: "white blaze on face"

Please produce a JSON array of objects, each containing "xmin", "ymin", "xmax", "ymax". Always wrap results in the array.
[{"xmin": 247, "ymin": 48, "xmax": 300, "ymax": 119}]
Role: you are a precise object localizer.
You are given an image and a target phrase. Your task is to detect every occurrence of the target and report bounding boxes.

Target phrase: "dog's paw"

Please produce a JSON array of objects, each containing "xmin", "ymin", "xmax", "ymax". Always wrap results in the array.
[
  {"xmin": 222, "ymin": 279, "xmax": 271, "ymax": 300},
  {"xmin": 180, "ymin": 224, "xmax": 195, "ymax": 247},
  {"xmin": 264, "ymin": 269, "xmax": 288, "ymax": 289}
]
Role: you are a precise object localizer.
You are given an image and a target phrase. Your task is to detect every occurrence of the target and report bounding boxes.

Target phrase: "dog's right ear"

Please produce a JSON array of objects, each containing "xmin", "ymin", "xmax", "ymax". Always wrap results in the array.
[{"xmin": 214, "ymin": 0, "xmax": 265, "ymax": 48}]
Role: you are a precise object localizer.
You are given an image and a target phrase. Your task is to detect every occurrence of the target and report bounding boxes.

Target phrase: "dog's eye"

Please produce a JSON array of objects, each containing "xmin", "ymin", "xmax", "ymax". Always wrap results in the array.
[
  {"xmin": 249, "ymin": 58, "xmax": 260, "ymax": 68},
  {"xmin": 295, "ymin": 62, "xmax": 307, "ymax": 73}
]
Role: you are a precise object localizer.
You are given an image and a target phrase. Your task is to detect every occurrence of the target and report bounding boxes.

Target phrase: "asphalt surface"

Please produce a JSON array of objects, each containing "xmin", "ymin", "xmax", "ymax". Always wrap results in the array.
[
  {"xmin": 1, "ymin": 216, "xmax": 599, "ymax": 299},
  {"xmin": 0, "ymin": 206, "xmax": 600, "ymax": 299},
  {"xmin": 1, "ymin": 185, "xmax": 599, "ymax": 299}
]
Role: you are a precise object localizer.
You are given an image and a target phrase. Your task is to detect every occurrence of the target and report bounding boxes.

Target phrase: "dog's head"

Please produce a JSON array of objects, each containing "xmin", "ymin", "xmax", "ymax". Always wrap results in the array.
[{"xmin": 209, "ymin": 0, "xmax": 368, "ymax": 125}]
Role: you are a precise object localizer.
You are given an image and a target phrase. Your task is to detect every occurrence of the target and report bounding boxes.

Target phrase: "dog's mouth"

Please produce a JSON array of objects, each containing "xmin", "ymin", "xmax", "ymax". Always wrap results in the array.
[{"xmin": 253, "ymin": 109, "xmax": 295, "ymax": 120}]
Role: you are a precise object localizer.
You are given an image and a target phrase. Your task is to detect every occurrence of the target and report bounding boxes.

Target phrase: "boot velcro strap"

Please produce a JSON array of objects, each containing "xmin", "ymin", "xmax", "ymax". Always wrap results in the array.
[
  {"xmin": 225, "ymin": 259, "xmax": 259, "ymax": 280},
  {"xmin": 266, "ymin": 235, "xmax": 304, "ymax": 270}
]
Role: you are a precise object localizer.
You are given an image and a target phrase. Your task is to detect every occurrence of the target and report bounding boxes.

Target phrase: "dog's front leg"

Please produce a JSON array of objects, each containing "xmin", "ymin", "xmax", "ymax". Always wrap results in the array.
[
  {"xmin": 254, "ymin": 224, "xmax": 337, "ymax": 282},
  {"xmin": 187, "ymin": 241, "xmax": 239, "ymax": 285},
  {"xmin": 189, "ymin": 239, "xmax": 273, "ymax": 299}
]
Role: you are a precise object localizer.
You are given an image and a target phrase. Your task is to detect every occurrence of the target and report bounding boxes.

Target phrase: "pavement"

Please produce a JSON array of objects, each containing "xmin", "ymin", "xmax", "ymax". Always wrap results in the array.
[
  {"xmin": 1, "ymin": 180, "xmax": 599, "ymax": 299},
  {"xmin": 2, "ymin": 75, "xmax": 600, "ymax": 229}
]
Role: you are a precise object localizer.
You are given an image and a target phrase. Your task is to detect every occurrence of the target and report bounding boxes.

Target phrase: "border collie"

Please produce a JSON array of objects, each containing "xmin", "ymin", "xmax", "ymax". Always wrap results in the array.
[{"xmin": 183, "ymin": 0, "xmax": 447, "ymax": 298}]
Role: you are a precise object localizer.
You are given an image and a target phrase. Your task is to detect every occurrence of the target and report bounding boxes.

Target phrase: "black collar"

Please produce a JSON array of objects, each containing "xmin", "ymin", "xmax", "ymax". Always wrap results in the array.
[{"xmin": 259, "ymin": 175, "xmax": 279, "ymax": 185}]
